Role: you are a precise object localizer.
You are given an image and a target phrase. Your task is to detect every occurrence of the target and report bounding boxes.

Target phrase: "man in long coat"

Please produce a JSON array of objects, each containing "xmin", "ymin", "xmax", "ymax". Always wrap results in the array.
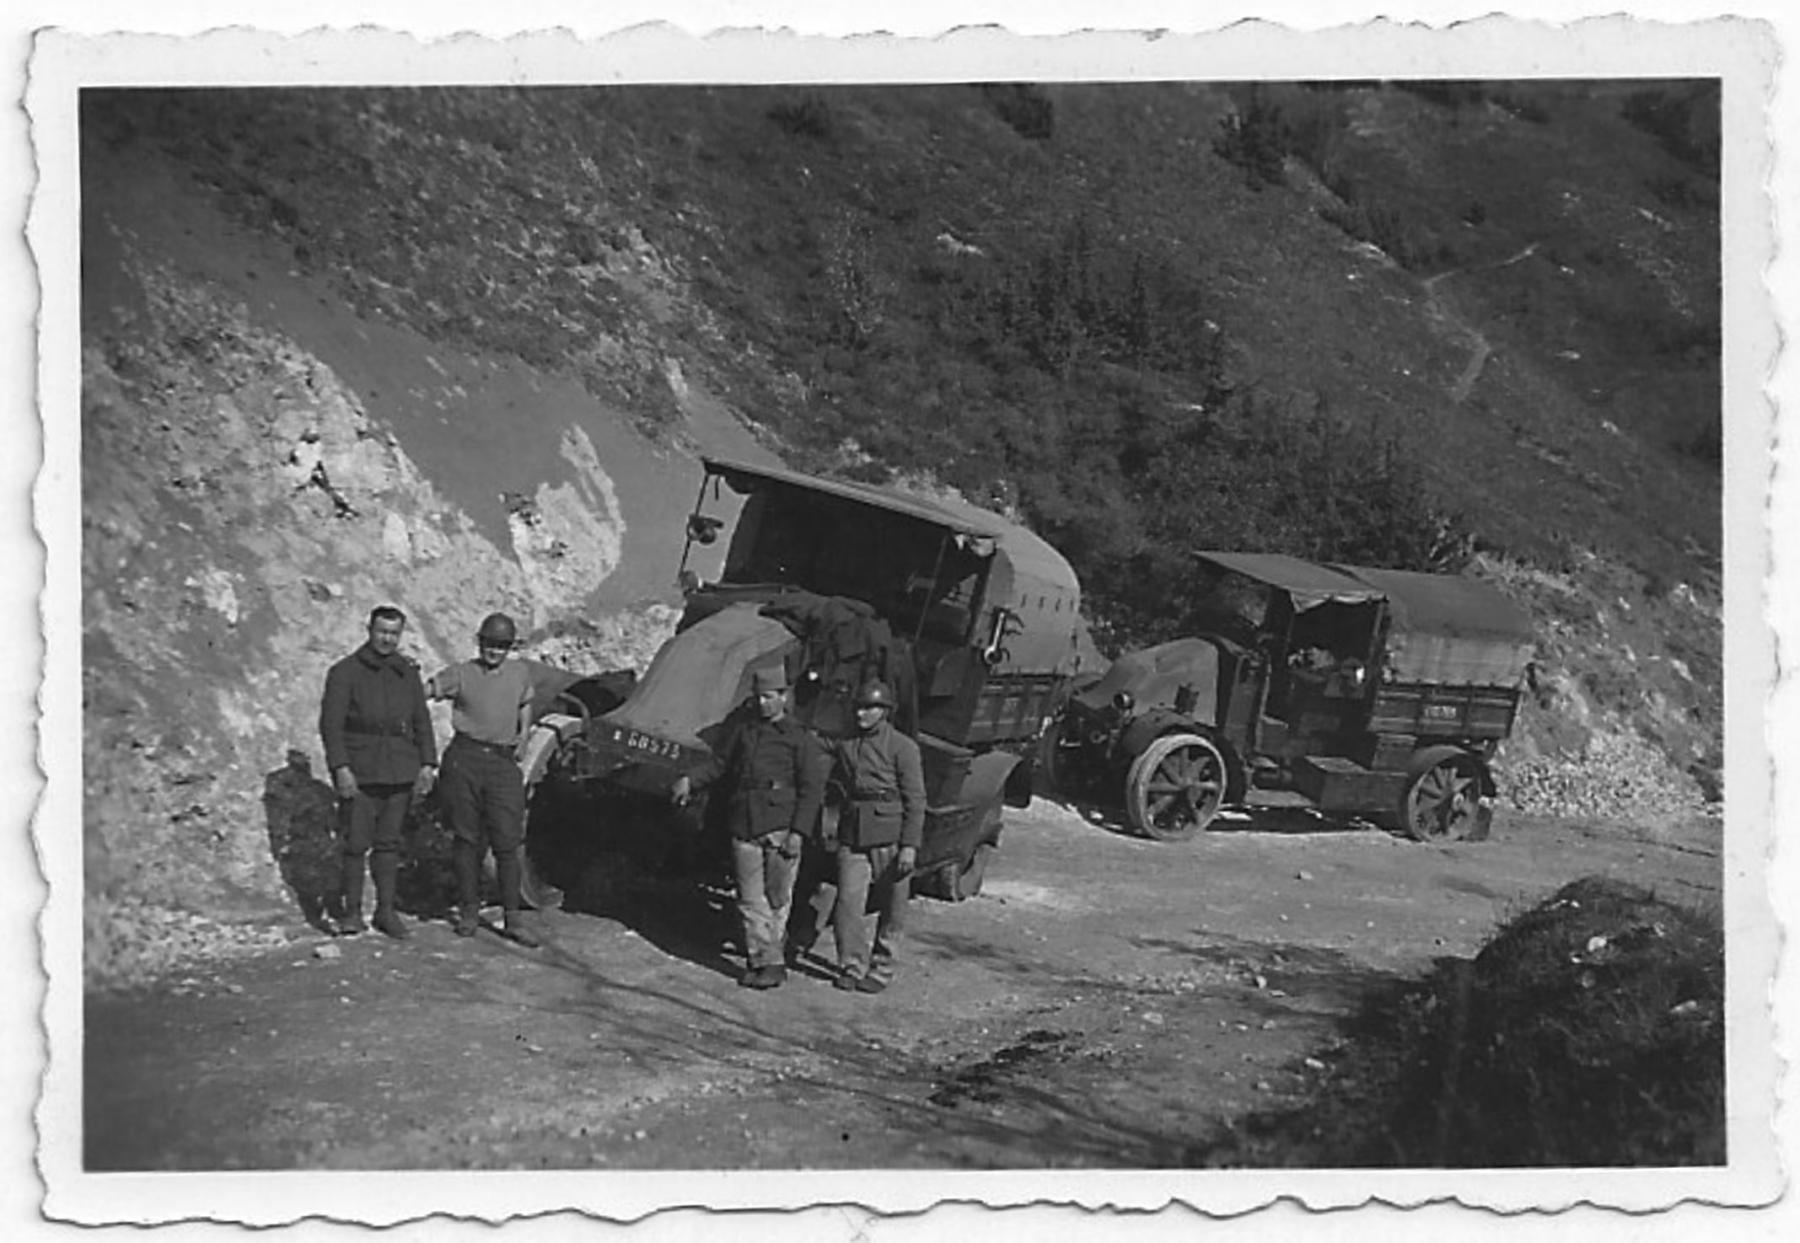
[{"xmin": 319, "ymin": 605, "xmax": 437, "ymax": 937}]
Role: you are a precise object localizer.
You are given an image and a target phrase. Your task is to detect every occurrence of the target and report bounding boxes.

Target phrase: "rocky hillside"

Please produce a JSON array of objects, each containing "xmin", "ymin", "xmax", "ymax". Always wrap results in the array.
[{"xmin": 79, "ymin": 84, "xmax": 1721, "ymax": 985}]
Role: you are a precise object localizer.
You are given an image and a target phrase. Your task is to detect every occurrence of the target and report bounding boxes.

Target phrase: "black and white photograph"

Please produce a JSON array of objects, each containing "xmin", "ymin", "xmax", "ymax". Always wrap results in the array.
[{"xmin": 11, "ymin": 2, "xmax": 1792, "ymax": 1237}]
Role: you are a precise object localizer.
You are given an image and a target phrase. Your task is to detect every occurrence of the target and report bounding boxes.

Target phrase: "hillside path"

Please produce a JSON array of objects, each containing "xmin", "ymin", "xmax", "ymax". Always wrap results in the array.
[{"xmin": 1423, "ymin": 241, "xmax": 1539, "ymax": 402}]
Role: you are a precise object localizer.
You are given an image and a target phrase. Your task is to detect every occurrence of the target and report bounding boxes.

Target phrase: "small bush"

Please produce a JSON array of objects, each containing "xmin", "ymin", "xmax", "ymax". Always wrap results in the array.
[
  {"xmin": 765, "ymin": 92, "xmax": 834, "ymax": 140},
  {"xmin": 979, "ymin": 82, "xmax": 1055, "ymax": 141},
  {"xmin": 1320, "ymin": 198, "xmax": 1431, "ymax": 270},
  {"xmin": 1213, "ymin": 87, "xmax": 1290, "ymax": 189}
]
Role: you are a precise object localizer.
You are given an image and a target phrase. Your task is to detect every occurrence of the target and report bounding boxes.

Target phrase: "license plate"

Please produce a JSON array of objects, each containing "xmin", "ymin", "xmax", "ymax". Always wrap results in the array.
[
  {"xmin": 597, "ymin": 722, "xmax": 685, "ymax": 763},
  {"xmin": 1422, "ymin": 703, "xmax": 1459, "ymax": 721}
]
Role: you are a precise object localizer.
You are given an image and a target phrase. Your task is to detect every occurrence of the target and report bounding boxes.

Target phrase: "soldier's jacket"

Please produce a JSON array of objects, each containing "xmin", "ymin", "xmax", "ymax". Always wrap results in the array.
[
  {"xmin": 690, "ymin": 713, "xmax": 827, "ymax": 841},
  {"xmin": 829, "ymin": 720, "xmax": 926, "ymax": 851},
  {"xmin": 320, "ymin": 644, "xmax": 437, "ymax": 785}
]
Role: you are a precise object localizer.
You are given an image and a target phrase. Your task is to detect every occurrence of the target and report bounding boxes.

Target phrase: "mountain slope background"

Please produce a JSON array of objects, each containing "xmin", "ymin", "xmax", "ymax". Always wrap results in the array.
[{"xmin": 77, "ymin": 82, "xmax": 1722, "ymax": 985}]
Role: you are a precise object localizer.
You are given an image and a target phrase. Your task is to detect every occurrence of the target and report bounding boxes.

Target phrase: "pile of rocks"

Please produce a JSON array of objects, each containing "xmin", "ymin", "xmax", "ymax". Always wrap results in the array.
[{"xmin": 1498, "ymin": 728, "xmax": 1714, "ymax": 827}]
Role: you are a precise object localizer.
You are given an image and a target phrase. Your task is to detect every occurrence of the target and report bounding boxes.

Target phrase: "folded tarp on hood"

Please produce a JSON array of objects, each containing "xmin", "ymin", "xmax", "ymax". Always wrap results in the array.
[{"xmin": 602, "ymin": 603, "xmax": 797, "ymax": 747}]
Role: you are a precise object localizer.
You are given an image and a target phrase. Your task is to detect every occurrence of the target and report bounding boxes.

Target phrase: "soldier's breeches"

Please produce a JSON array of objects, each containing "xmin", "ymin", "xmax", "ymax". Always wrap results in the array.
[
  {"xmin": 732, "ymin": 834, "xmax": 799, "ymax": 970},
  {"xmin": 337, "ymin": 783, "xmax": 412, "ymax": 856},
  {"xmin": 834, "ymin": 844, "xmax": 909, "ymax": 978},
  {"xmin": 438, "ymin": 743, "xmax": 525, "ymax": 853}
]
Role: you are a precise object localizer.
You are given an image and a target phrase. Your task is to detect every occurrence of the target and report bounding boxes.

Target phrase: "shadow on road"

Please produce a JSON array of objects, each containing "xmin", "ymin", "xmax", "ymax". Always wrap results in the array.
[
  {"xmin": 261, "ymin": 749, "xmax": 465, "ymax": 931},
  {"xmin": 1046, "ymin": 790, "xmax": 1399, "ymax": 843}
]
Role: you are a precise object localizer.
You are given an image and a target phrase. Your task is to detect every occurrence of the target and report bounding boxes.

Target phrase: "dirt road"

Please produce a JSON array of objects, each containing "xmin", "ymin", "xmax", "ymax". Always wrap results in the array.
[{"xmin": 83, "ymin": 799, "xmax": 1719, "ymax": 1171}]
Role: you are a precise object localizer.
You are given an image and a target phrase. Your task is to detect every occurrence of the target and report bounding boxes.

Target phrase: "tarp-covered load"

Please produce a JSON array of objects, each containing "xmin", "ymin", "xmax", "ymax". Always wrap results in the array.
[
  {"xmin": 603, "ymin": 603, "xmax": 795, "ymax": 746},
  {"xmin": 1195, "ymin": 552, "xmax": 1534, "ymax": 689},
  {"xmin": 1339, "ymin": 565, "xmax": 1534, "ymax": 687}
]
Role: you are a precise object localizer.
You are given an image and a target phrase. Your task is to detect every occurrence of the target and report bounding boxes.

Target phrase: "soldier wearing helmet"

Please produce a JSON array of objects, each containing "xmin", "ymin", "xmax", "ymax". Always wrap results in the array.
[
  {"xmin": 426, "ymin": 611, "xmax": 542, "ymax": 947},
  {"xmin": 825, "ymin": 677, "xmax": 926, "ymax": 993},
  {"xmin": 670, "ymin": 662, "xmax": 826, "ymax": 990}
]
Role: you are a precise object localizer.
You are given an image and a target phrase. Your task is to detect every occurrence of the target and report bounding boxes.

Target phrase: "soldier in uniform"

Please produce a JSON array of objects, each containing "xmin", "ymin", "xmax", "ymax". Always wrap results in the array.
[
  {"xmin": 827, "ymin": 679, "xmax": 926, "ymax": 993},
  {"xmin": 318, "ymin": 605, "xmax": 437, "ymax": 938},
  {"xmin": 671, "ymin": 665, "xmax": 825, "ymax": 990},
  {"xmin": 427, "ymin": 612, "xmax": 541, "ymax": 948}
]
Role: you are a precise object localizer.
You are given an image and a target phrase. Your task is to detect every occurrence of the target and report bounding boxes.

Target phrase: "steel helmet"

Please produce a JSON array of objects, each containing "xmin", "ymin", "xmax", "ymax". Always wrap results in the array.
[
  {"xmin": 476, "ymin": 612, "xmax": 519, "ymax": 646},
  {"xmin": 855, "ymin": 679, "xmax": 895, "ymax": 710}
]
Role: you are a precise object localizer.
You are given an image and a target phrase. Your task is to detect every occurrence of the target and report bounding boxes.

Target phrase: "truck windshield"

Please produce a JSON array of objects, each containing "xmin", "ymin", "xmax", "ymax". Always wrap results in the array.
[{"xmin": 722, "ymin": 486, "xmax": 989, "ymax": 644}]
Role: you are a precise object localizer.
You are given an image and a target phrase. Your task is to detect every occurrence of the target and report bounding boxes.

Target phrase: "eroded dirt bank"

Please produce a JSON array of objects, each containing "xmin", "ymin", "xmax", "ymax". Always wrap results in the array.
[{"xmin": 84, "ymin": 800, "xmax": 1719, "ymax": 1171}]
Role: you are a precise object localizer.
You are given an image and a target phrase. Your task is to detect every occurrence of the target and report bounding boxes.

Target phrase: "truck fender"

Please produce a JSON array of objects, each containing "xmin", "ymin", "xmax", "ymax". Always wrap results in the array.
[
  {"xmin": 1117, "ymin": 708, "xmax": 1211, "ymax": 765},
  {"xmin": 962, "ymin": 749, "xmax": 1021, "ymax": 811}
]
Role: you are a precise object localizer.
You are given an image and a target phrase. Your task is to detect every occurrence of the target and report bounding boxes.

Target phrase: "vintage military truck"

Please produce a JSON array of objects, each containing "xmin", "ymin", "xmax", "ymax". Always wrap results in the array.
[
  {"xmin": 1042, "ymin": 552, "xmax": 1535, "ymax": 843},
  {"xmin": 516, "ymin": 456, "xmax": 1087, "ymax": 907}
]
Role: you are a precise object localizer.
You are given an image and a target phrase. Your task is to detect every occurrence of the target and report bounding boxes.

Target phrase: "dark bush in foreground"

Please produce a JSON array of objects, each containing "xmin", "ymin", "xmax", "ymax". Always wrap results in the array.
[{"xmin": 1199, "ymin": 876, "xmax": 1724, "ymax": 1167}]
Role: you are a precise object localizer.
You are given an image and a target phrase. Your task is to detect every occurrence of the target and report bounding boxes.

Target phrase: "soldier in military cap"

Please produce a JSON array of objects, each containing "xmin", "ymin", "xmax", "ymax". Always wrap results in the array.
[
  {"xmin": 427, "ymin": 611, "xmax": 542, "ymax": 947},
  {"xmin": 318, "ymin": 605, "xmax": 437, "ymax": 938},
  {"xmin": 671, "ymin": 663, "xmax": 826, "ymax": 989},
  {"xmin": 827, "ymin": 678, "xmax": 926, "ymax": 993}
]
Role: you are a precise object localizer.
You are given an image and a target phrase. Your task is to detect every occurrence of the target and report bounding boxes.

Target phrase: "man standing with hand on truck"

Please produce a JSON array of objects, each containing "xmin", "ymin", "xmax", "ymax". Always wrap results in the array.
[{"xmin": 427, "ymin": 611, "xmax": 542, "ymax": 948}]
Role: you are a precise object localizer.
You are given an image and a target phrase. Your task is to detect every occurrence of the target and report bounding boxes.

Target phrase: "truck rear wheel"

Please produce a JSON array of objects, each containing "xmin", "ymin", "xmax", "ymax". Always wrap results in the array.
[{"xmin": 1399, "ymin": 750, "xmax": 1489, "ymax": 843}]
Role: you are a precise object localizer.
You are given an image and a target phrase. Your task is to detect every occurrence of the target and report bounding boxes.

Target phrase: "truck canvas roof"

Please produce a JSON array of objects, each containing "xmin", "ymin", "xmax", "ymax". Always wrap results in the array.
[{"xmin": 703, "ymin": 456, "xmax": 1010, "ymax": 541}]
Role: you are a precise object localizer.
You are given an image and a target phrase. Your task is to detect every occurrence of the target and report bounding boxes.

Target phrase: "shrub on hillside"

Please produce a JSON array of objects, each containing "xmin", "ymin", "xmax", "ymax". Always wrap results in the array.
[
  {"xmin": 1392, "ymin": 79, "xmax": 1489, "ymax": 110},
  {"xmin": 979, "ymin": 82, "xmax": 1056, "ymax": 141},
  {"xmin": 1213, "ymin": 87, "xmax": 1291, "ymax": 189},
  {"xmin": 1198, "ymin": 877, "xmax": 1724, "ymax": 1167},
  {"xmin": 1318, "ymin": 178, "xmax": 1436, "ymax": 271},
  {"xmin": 765, "ymin": 92, "xmax": 835, "ymax": 140}
]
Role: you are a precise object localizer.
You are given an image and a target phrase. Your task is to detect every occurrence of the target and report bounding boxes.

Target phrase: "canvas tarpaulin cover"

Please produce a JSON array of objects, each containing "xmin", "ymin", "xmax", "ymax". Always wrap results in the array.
[
  {"xmin": 1339, "ymin": 565, "xmax": 1535, "ymax": 687},
  {"xmin": 603, "ymin": 603, "xmax": 796, "ymax": 746},
  {"xmin": 1196, "ymin": 552, "xmax": 1534, "ymax": 688}
]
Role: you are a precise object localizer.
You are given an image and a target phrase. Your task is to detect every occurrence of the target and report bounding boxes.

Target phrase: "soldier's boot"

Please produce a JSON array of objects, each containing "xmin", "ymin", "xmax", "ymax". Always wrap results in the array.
[
  {"xmin": 370, "ymin": 850, "xmax": 409, "ymax": 940},
  {"xmin": 503, "ymin": 909, "xmax": 542, "ymax": 949},
  {"xmin": 335, "ymin": 852, "xmax": 368, "ymax": 936},
  {"xmin": 496, "ymin": 849, "xmax": 541, "ymax": 948},
  {"xmin": 452, "ymin": 841, "xmax": 481, "ymax": 938}
]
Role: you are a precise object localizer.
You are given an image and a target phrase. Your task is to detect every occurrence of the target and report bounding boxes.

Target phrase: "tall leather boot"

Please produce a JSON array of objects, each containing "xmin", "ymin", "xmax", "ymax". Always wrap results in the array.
[
  {"xmin": 496, "ymin": 848, "xmax": 541, "ymax": 948},
  {"xmin": 370, "ymin": 849, "xmax": 409, "ymax": 939},
  {"xmin": 336, "ymin": 852, "xmax": 367, "ymax": 935},
  {"xmin": 452, "ymin": 840, "xmax": 481, "ymax": 938}
]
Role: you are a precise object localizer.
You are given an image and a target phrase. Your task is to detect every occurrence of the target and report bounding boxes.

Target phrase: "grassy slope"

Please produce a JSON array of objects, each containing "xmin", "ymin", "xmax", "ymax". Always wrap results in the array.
[{"xmin": 84, "ymin": 82, "xmax": 1723, "ymax": 789}]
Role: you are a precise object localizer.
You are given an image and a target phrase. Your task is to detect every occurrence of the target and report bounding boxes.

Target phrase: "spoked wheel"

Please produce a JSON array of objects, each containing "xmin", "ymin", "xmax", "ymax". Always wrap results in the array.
[
  {"xmin": 1400, "ymin": 753, "xmax": 1489, "ymax": 843},
  {"xmin": 1124, "ymin": 732, "xmax": 1228, "ymax": 841}
]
